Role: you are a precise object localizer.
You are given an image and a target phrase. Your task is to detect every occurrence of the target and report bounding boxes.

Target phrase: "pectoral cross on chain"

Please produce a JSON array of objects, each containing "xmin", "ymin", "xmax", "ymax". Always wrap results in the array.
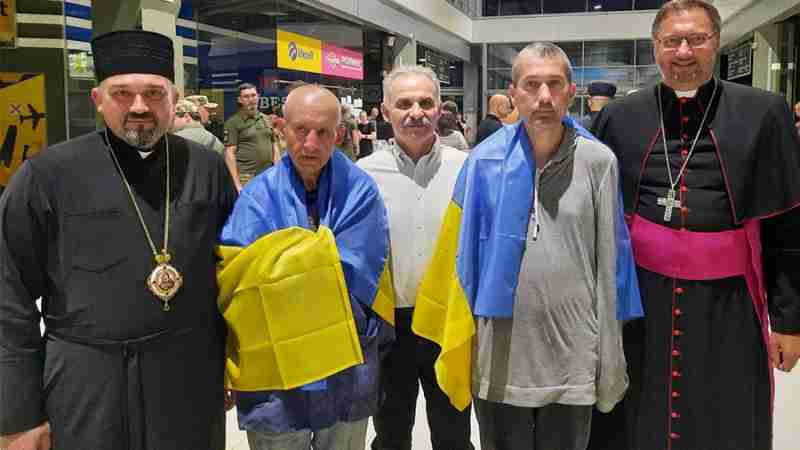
[{"xmin": 657, "ymin": 189, "xmax": 682, "ymax": 222}]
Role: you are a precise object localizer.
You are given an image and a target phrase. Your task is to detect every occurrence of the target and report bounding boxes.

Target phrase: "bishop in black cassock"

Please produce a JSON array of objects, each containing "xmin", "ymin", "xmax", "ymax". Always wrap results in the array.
[
  {"xmin": 587, "ymin": 2, "xmax": 800, "ymax": 450},
  {"xmin": 0, "ymin": 31, "xmax": 237, "ymax": 450}
]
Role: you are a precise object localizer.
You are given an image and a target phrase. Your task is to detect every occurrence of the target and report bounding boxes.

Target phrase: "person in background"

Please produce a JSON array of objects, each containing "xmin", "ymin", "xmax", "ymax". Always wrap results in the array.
[
  {"xmin": 186, "ymin": 94, "xmax": 224, "ymax": 141},
  {"xmin": 475, "ymin": 94, "xmax": 511, "ymax": 145},
  {"xmin": 340, "ymin": 104, "xmax": 360, "ymax": 161},
  {"xmin": 375, "ymin": 109, "xmax": 394, "ymax": 154},
  {"xmin": 223, "ymin": 83, "xmax": 281, "ymax": 191},
  {"xmin": 173, "ymin": 99, "xmax": 225, "ymax": 154},
  {"xmin": 437, "ymin": 110, "xmax": 469, "ymax": 152},
  {"xmin": 442, "ymin": 100, "xmax": 466, "ymax": 135},
  {"xmin": 794, "ymin": 101, "xmax": 800, "ymax": 136},
  {"xmin": 357, "ymin": 110, "xmax": 376, "ymax": 159},
  {"xmin": 579, "ymin": 81, "xmax": 617, "ymax": 132}
]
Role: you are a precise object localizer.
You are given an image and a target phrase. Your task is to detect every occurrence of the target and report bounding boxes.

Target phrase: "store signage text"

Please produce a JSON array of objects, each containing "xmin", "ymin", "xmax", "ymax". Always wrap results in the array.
[{"xmin": 277, "ymin": 29, "xmax": 363, "ymax": 81}]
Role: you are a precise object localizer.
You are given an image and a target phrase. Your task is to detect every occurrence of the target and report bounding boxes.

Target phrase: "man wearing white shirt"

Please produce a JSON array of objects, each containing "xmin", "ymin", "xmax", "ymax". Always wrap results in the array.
[{"xmin": 358, "ymin": 66, "xmax": 472, "ymax": 450}]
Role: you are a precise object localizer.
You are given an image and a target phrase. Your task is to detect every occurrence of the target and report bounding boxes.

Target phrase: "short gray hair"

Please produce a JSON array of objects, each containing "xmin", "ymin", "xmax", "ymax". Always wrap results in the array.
[
  {"xmin": 382, "ymin": 65, "xmax": 441, "ymax": 103},
  {"xmin": 511, "ymin": 42, "xmax": 574, "ymax": 85},
  {"xmin": 652, "ymin": 0, "xmax": 721, "ymax": 37}
]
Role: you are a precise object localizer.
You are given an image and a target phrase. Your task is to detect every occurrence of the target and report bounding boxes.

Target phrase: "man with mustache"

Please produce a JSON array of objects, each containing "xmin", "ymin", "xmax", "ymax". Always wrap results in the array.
[
  {"xmin": 358, "ymin": 66, "xmax": 473, "ymax": 450},
  {"xmin": 224, "ymin": 83, "xmax": 281, "ymax": 191},
  {"xmin": 587, "ymin": 1, "xmax": 800, "ymax": 449},
  {"xmin": 0, "ymin": 30, "xmax": 237, "ymax": 450}
]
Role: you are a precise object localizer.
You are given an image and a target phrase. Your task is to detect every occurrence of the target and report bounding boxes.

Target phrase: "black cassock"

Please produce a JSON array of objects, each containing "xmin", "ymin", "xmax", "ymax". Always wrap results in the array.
[
  {"xmin": 587, "ymin": 79, "xmax": 800, "ymax": 450},
  {"xmin": 0, "ymin": 131, "xmax": 237, "ymax": 449}
]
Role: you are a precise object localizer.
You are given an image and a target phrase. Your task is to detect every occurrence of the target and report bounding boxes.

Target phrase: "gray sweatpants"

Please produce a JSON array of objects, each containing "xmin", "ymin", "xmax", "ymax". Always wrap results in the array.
[{"xmin": 475, "ymin": 399, "xmax": 592, "ymax": 450}]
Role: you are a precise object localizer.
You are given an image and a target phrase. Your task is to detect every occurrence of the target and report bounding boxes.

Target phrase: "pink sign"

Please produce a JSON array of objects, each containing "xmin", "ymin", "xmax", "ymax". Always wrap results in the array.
[{"xmin": 322, "ymin": 43, "xmax": 363, "ymax": 80}]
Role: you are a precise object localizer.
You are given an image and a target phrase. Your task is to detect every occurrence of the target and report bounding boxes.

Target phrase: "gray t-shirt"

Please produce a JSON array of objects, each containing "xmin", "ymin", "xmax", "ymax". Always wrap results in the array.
[{"xmin": 472, "ymin": 127, "xmax": 627, "ymax": 413}]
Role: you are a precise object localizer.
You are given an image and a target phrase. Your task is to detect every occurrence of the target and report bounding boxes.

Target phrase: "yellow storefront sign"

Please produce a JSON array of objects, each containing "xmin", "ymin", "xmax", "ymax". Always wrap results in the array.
[
  {"xmin": 0, "ymin": 0, "xmax": 16, "ymax": 48},
  {"xmin": 277, "ymin": 29, "xmax": 322, "ymax": 75},
  {"xmin": 1, "ymin": 73, "xmax": 47, "ymax": 189}
]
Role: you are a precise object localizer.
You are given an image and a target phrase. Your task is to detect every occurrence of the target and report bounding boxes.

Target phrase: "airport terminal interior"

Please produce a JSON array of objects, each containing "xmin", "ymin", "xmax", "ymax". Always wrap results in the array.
[{"xmin": 1, "ymin": 0, "xmax": 799, "ymax": 448}]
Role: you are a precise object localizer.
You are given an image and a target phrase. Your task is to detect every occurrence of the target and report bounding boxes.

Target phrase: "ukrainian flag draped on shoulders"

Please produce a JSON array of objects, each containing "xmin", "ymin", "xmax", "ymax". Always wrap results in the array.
[
  {"xmin": 217, "ymin": 150, "xmax": 395, "ymax": 392},
  {"xmin": 413, "ymin": 117, "xmax": 643, "ymax": 411}
]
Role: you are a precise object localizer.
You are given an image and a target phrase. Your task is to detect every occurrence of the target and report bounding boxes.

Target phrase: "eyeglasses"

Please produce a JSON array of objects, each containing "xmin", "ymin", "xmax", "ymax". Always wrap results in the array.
[{"xmin": 657, "ymin": 33, "xmax": 716, "ymax": 50}]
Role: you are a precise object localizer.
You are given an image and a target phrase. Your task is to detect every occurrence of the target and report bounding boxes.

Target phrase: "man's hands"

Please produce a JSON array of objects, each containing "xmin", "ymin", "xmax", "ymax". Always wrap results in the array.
[
  {"xmin": 770, "ymin": 332, "xmax": 800, "ymax": 372},
  {"xmin": 0, "ymin": 422, "xmax": 51, "ymax": 450},
  {"xmin": 224, "ymin": 389, "xmax": 236, "ymax": 412}
]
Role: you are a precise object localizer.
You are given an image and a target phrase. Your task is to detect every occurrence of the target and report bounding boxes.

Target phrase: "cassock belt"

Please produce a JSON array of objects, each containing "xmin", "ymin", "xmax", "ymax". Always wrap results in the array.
[
  {"xmin": 629, "ymin": 214, "xmax": 749, "ymax": 280},
  {"xmin": 628, "ymin": 213, "xmax": 774, "ymax": 409},
  {"xmin": 46, "ymin": 328, "xmax": 192, "ymax": 450}
]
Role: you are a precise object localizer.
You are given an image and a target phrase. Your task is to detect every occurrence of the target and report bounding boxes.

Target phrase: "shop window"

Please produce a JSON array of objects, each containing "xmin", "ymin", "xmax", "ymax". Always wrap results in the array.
[
  {"xmin": 487, "ymin": 44, "xmax": 525, "ymax": 69},
  {"xmin": 636, "ymin": 39, "xmax": 655, "ymax": 66},
  {"xmin": 581, "ymin": 66, "xmax": 635, "ymax": 93},
  {"xmin": 488, "ymin": 68, "xmax": 512, "ymax": 90},
  {"xmin": 588, "ymin": 0, "xmax": 633, "ymax": 11},
  {"xmin": 543, "ymin": 0, "xmax": 587, "ymax": 14},
  {"xmin": 635, "ymin": 0, "xmax": 667, "ymax": 10},
  {"xmin": 496, "ymin": 0, "xmax": 542, "ymax": 16},
  {"xmin": 636, "ymin": 66, "xmax": 661, "ymax": 89},
  {"xmin": 557, "ymin": 41, "xmax": 584, "ymax": 68},
  {"xmin": 585, "ymin": 40, "xmax": 634, "ymax": 66}
]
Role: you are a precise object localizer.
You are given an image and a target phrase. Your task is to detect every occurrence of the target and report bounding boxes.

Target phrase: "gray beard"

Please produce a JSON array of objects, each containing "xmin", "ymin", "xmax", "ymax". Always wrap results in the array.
[{"xmin": 124, "ymin": 127, "xmax": 158, "ymax": 149}]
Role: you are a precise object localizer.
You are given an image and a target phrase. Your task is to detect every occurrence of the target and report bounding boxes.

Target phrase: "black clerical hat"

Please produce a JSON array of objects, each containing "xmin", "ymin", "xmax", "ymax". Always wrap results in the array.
[
  {"xmin": 91, "ymin": 30, "xmax": 174, "ymax": 83},
  {"xmin": 587, "ymin": 81, "xmax": 617, "ymax": 98}
]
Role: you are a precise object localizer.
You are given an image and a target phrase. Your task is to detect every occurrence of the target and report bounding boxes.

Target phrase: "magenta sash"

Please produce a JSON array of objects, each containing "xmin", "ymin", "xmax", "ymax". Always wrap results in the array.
[{"xmin": 629, "ymin": 214, "xmax": 773, "ymax": 406}]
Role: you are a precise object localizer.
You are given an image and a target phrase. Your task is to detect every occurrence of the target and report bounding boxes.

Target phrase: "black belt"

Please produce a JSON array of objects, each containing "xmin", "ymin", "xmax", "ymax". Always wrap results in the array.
[{"xmin": 46, "ymin": 328, "xmax": 192, "ymax": 450}]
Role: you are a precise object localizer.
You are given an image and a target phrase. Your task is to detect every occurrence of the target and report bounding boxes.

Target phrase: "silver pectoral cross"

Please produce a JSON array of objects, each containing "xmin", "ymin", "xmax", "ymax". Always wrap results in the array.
[{"xmin": 657, "ymin": 189, "xmax": 682, "ymax": 222}]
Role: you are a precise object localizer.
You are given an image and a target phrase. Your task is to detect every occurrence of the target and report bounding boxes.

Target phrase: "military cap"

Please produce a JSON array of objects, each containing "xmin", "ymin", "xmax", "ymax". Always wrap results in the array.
[
  {"xmin": 587, "ymin": 81, "xmax": 617, "ymax": 98},
  {"xmin": 185, "ymin": 95, "xmax": 219, "ymax": 109},
  {"xmin": 175, "ymin": 99, "xmax": 198, "ymax": 115}
]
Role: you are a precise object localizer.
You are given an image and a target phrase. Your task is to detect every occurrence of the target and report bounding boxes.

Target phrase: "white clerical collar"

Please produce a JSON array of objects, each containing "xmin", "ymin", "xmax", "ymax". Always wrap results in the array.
[
  {"xmin": 675, "ymin": 89, "xmax": 698, "ymax": 98},
  {"xmin": 138, "ymin": 151, "xmax": 153, "ymax": 159}
]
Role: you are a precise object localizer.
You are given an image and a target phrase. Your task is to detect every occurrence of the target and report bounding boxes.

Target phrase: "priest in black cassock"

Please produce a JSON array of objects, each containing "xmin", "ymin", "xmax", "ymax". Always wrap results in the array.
[
  {"xmin": 0, "ymin": 30, "xmax": 237, "ymax": 450},
  {"xmin": 587, "ymin": 1, "xmax": 800, "ymax": 450}
]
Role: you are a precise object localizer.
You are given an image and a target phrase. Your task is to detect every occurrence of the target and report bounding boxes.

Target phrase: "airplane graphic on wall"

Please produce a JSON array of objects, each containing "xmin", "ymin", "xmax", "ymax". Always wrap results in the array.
[{"xmin": 18, "ymin": 104, "xmax": 45, "ymax": 130}]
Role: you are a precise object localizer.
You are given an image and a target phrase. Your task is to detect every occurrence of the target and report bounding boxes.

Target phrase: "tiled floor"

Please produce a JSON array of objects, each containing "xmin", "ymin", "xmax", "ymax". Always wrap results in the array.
[{"xmin": 226, "ymin": 373, "xmax": 800, "ymax": 450}]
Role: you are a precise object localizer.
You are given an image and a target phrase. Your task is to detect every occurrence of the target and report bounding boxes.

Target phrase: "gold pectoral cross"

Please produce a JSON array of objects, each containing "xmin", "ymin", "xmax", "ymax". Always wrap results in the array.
[{"xmin": 657, "ymin": 189, "xmax": 682, "ymax": 222}]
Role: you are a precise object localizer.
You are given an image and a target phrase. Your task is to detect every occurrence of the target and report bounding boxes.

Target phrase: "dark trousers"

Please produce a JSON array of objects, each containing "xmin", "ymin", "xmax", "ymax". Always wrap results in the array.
[
  {"xmin": 474, "ymin": 399, "xmax": 592, "ymax": 450},
  {"xmin": 371, "ymin": 308, "xmax": 473, "ymax": 450}
]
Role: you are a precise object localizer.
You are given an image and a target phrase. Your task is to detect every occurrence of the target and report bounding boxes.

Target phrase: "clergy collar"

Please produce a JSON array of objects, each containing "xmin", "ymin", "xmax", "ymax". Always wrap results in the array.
[
  {"xmin": 391, "ymin": 135, "xmax": 442, "ymax": 170},
  {"xmin": 659, "ymin": 78, "xmax": 717, "ymax": 104}
]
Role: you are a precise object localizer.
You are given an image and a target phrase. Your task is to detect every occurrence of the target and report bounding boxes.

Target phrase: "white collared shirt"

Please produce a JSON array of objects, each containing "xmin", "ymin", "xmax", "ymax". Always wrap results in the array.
[{"xmin": 358, "ymin": 138, "xmax": 467, "ymax": 308}]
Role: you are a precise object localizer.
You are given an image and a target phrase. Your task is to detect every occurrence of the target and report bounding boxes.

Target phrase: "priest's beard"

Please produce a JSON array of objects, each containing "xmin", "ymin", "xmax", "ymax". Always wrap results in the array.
[{"xmin": 122, "ymin": 113, "xmax": 165, "ymax": 149}]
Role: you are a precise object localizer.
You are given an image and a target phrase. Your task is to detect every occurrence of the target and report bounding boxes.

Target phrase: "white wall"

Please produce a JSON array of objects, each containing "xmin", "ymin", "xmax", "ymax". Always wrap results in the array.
[
  {"xmin": 472, "ymin": 11, "xmax": 656, "ymax": 43},
  {"xmin": 379, "ymin": 0, "xmax": 472, "ymax": 41}
]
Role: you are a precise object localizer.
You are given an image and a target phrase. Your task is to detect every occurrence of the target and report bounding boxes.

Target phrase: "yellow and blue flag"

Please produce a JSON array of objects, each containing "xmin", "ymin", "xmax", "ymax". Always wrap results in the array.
[
  {"xmin": 217, "ymin": 151, "xmax": 394, "ymax": 392},
  {"xmin": 413, "ymin": 118, "xmax": 642, "ymax": 411}
]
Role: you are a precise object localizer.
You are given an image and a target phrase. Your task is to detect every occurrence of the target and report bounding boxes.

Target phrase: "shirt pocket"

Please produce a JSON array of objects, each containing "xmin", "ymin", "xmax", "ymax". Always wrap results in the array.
[{"xmin": 63, "ymin": 208, "xmax": 128, "ymax": 273}]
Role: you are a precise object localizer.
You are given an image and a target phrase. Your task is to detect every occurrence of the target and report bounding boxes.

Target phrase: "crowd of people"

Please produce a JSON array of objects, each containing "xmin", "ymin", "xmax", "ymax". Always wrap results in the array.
[{"xmin": 1, "ymin": 2, "xmax": 800, "ymax": 450}]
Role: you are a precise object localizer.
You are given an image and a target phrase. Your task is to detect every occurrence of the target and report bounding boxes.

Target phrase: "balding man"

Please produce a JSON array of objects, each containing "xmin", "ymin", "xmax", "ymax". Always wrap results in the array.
[
  {"xmin": 475, "ymin": 94, "xmax": 511, "ymax": 145},
  {"xmin": 217, "ymin": 85, "xmax": 394, "ymax": 450}
]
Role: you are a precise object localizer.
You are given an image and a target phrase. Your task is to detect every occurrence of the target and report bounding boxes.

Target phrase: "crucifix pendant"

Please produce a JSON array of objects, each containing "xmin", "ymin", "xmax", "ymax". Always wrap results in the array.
[
  {"xmin": 146, "ymin": 252, "xmax": 183, "ymax": 311},
  {"xmin": 657, "ymin": 189, "xmax": 682, "ymax": 222}
]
